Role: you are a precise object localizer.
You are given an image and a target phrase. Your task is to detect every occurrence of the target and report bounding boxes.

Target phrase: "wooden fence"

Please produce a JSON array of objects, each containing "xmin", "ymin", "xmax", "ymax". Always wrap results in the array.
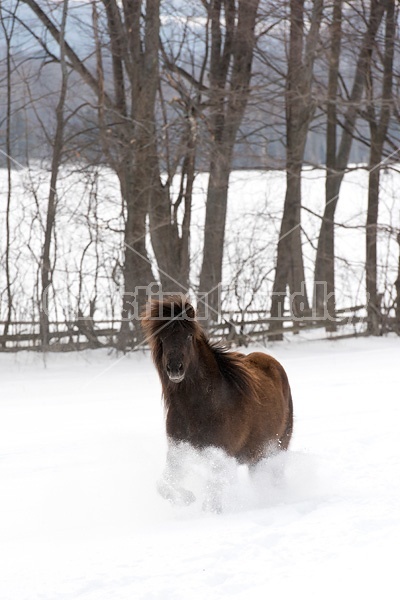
[{"xmin": 1, "ymin": 304, "xmax": 397, "ymax": 351}]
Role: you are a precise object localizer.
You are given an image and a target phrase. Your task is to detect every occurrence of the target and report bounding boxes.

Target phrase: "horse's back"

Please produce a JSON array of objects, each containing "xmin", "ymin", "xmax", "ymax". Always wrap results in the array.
[{"xmin": 245, "ymin": 351, "xmax": 289, "ymax": 388}]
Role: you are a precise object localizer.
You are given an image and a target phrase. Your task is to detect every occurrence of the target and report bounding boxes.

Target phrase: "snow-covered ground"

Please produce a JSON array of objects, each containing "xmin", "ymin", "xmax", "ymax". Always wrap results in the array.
[{"xmin": 1, "ymin": 337, "xmax": 399, "ymax": 599}]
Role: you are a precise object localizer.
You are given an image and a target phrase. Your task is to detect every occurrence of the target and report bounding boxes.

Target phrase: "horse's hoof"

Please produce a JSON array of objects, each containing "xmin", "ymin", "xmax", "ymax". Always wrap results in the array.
[{"xmin": 157, "ymin": 481, "xmax": 196, "ymax": 506}]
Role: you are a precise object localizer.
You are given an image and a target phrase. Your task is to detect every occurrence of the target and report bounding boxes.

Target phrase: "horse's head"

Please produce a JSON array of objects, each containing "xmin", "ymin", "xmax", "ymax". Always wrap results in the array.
[
  {"xmin": 142, "ymin": 296, "xmax": 198, "ymax": 384},
  {"xmin": 159, "ymin": 322, "xmax": 195, "ymax": 383}
]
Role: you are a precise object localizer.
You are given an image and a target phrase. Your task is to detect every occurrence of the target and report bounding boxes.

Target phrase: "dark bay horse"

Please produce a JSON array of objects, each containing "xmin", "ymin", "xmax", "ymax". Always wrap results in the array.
[{"xmin": 142, "ymin": 295, "xmax": 293, "ymax": 510}]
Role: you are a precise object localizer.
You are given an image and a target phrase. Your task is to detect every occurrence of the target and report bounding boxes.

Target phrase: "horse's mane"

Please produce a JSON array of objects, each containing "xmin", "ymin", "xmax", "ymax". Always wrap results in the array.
[
  {"xmin": 142, "ymin": 295, "xmax": 258, "ymax": 398},
  {"xmin": 209, "ymin": 342, "xmax": 258, "ymax": 397}
]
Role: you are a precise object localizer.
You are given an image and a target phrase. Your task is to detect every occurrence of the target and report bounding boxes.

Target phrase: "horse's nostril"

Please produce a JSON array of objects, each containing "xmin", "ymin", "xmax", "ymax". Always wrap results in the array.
[
  {"xmin": 166, "ymin": 365, "xmax": 171, "ymax": 373},
  {"xmin": 178, "ymin": 363, "xmax": 183, "ymax": 371}
]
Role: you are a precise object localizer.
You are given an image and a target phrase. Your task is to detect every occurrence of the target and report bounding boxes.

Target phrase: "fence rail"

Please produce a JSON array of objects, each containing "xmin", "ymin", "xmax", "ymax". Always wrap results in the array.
[{"xmin": 1, "ymin": 304, "xmax": 397, "ymax": 351}]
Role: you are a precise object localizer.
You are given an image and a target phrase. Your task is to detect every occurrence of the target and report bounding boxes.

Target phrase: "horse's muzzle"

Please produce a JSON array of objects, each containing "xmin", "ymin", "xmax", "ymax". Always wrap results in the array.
[
  {"xmin": 166, "ymin": 362, "xmax": 184, "ymax": 383},
  {"xmin": 168, "ymin": 372, "xmax": 185, "ymax": 383}
]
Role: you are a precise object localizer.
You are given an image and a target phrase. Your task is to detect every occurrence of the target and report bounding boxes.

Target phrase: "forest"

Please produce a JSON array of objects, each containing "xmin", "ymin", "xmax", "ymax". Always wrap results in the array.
[{"xmin": 0, "ymin": 0, "xmax": 399, "ymax": 350}]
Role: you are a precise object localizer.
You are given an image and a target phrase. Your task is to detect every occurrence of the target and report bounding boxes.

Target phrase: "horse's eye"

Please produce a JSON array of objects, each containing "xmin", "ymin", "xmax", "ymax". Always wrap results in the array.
[{"xmin": 187, "ymin": 334, "xmax": 193, "ymax": 341}]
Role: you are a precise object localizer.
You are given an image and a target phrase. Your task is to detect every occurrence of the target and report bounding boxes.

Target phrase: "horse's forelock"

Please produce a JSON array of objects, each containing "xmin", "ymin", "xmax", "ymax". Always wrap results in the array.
[{"xmin": 141, "ymin": 296, "xmax": 199, "ymax": 347}]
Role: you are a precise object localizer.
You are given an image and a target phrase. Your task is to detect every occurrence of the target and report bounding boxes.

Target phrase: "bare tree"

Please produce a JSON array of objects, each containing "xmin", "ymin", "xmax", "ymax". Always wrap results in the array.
[
  {"xmin": 39, "ymin": 0, "xmax": 69, "ymax": 347},
  {"xmin": 0, "ymin": 0, "xmax": 19, "ymax": 347},
  {"xmin": 269, "ymin": 0, "xmax": 323, "ymax": 340},
  {"xmin": 21, "ymin": 0, "xmax": 197, "ymax": 347},
  {"xmin": 317, "ymin": 0, "xmax": 342, "ymax": 331},
  {"xmin": 365, "ymin": 0, "xmax": 396, "ymax": 335},
  {"xmin": 197, "ymin": 0, "xmax": 260, "ymax": 317},
  {"xmin": 396, "ymin": 232, "xmax": 400, "ymax": 334},
  {"xmin": 313, "ymin": 0, "xmax": 386, "ymax": 324}
]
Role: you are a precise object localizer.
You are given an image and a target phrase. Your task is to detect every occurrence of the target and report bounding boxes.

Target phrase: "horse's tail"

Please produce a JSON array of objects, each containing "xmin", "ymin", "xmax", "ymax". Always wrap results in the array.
[{"xmin": 279, "ymin": 385, "xmax": 293, "ymax": 450}]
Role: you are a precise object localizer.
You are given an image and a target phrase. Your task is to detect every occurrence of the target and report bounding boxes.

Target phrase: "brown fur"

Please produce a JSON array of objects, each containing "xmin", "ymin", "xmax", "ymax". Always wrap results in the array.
[{"xmin": 142, "ymin": 295, "xmax": 293, "ymax": 465}]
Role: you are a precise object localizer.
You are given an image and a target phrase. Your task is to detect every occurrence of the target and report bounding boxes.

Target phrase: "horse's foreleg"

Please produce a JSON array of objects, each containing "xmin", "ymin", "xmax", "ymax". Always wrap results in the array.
[
  {"xmin": 202, "ymin": 447, "xmax": 235, "ymax": 514},
  {"xmin": 157, "ymin": 441, "xmax": 196, "ymax": 506}
]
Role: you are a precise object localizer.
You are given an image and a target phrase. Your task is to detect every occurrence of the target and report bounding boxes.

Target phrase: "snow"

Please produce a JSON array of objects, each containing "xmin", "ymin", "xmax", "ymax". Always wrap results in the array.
[{"xmin": 1, "ymin": 337, "xmax": 399, "ymax": 599}]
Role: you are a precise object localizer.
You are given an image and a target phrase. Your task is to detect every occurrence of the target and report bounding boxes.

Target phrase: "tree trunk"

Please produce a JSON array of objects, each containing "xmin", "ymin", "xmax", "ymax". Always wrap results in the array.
[
  {"xmin": 198, "ymin": 0, "xmax": 260, "ymax": 319},
  {"xmin": 366, "ymin": 0, "xmax": 395, "ymax": 335},
  {"xmin": 366, "ymin": 160, "xmax": 381, "ymax": 335},
  {"xmin": 313, "ymin": 173, "xmax": 341, "ymax": 326},
  {"xmin": 118, "ymin": 159, "xmax": 156, "ymax": 349},
  {"xmin": 395, "ymin": 233, "xmax": 400, "ymax": 335},
  {"xmin": 269, "ymin": 161, "xmax": 308, "ymax": 340},
  {"xmin": 0, "ymin": 6, "xmax": 15, "ymax": 348},
  {"xmin": 314, "ymin": 0, "xmax": 386, "ymax": 320},
  {"xmin": 128, "ymin": 0, "xmax": 193, "ymax": 300},
  {"xmin": 40, "ymin": 0, "xmax": 69, "ymax": 348},
  {"xmin": 199, "ymin": 145, "xmax": 232, "ymax": 317},
  {"xmin": 269, "ymin": 0, "xmax": 323, "ymax": 339},
  {"xmin": 146, "ymin": 133, "xmax": 188, "ymax": 294},
  {"xmin": 313, "ymin": 0, "xmax": 342, "ymax": 330}
]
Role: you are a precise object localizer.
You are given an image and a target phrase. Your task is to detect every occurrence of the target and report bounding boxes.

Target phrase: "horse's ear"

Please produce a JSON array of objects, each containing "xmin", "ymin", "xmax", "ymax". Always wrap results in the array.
[{"xmin": 185, "ymin": 302, "xmax": 195, "ymax": 320}]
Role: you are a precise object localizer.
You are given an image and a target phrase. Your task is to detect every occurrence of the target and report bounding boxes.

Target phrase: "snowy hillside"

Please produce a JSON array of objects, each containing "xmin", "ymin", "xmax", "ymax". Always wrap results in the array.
[
  {"xmin": 1, "ymin": 337, "xmax": 399, "ymax": 599},
  {"xmin": 1, "ymin": 166, "xmax": 399, "ymax": 322}
]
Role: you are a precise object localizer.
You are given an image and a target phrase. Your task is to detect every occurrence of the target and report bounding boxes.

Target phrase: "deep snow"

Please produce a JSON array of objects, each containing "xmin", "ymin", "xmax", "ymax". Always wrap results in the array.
[{"xmin": 1, "ymin": 337, "xmax": 399, "ymax": 599}]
